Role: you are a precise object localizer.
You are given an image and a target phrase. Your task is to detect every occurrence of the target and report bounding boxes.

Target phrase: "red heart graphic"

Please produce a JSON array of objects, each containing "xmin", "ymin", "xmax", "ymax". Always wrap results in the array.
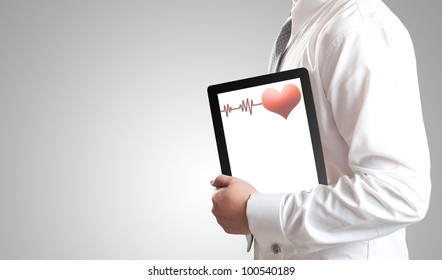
[{"xmin": 261, "ymin": 84, "xmax": 301, "ymax": 119}]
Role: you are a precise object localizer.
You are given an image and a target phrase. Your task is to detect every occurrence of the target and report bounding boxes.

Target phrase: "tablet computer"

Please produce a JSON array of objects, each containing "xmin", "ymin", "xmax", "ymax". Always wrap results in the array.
[{"xmin": 208, "ymin": 68, "xmax": 327, "ymax": 196}]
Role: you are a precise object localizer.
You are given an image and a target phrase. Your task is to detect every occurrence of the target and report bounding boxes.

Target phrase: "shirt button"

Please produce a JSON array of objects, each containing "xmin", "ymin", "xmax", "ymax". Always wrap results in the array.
[{"xmin": 271, "ymin": 244, "xmax": 281, "ymax": 254}]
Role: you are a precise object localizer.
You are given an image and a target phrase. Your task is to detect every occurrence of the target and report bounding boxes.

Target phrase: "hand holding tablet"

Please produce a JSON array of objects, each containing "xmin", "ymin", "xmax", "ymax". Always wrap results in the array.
[{"xmin": 207, "ymin": 68, "xmax": 327, "ymax": 252}]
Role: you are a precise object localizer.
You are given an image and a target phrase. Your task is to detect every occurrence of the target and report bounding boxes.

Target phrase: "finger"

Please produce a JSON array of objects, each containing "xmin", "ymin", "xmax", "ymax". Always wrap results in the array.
[{"xmin": 210, "ymin": 174, "xmax": 233, "ymax": 188}]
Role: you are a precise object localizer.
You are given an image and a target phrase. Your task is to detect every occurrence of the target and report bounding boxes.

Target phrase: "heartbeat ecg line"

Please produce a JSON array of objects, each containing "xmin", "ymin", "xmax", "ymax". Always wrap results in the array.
[{"xmin": 220, "ymin": 98, "xmax": 263, "ymax": 117}]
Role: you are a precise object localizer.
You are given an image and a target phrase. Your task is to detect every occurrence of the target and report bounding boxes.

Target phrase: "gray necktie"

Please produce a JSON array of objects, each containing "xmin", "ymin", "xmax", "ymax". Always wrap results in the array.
[{"xmin": 269, "ymin": 18, "xmax": 292, "ymax": 73}]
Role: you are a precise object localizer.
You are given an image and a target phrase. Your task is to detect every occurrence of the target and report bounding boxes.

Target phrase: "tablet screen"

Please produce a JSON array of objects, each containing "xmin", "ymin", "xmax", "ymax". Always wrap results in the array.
[{"xmin": 208, "ymin": 68, "xmax": 327, "ymax": 194}]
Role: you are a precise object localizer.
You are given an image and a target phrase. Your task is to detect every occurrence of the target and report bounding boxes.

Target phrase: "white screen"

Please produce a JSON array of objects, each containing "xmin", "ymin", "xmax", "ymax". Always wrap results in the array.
[{"xmin": 218, "ymin": 78, "xmax": 318, "ymax": 194}]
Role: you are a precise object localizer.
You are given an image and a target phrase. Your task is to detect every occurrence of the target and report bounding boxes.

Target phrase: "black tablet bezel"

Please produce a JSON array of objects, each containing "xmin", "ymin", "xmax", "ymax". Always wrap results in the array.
[{"xmin": 208, "ymin": 67, "xmax": 327, "ymax": 185}]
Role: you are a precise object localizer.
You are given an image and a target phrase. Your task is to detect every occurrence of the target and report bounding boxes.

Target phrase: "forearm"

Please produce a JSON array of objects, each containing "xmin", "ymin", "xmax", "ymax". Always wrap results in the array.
[{"xmin": 247, "ymin": 165, "xmax": 430, "ymax": 254}]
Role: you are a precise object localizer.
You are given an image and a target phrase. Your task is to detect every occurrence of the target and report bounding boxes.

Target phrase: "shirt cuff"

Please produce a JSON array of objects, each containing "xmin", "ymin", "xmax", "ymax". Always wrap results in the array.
[{"xmin": 247, "ymin": 192, "xmax": 294, "ymax": 253}]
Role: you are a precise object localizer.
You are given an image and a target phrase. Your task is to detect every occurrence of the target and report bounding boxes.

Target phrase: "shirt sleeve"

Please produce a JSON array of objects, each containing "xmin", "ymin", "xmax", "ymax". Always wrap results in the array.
[{"xmin": 247, "ymin": 22, "xmax": 431, "ymax": 254}]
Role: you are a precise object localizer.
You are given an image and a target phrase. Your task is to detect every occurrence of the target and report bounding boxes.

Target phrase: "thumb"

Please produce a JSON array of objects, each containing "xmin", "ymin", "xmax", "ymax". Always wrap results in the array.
[{"xmin": 210, "ymin": 174, "xmax": 233, "ymax": 188}]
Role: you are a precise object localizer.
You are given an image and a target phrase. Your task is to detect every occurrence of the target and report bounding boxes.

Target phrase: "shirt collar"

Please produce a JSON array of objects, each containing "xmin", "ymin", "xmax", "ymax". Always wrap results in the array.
[{"xmin": 290, "ymin": 0, "xmax": 330, "ymax": 38}]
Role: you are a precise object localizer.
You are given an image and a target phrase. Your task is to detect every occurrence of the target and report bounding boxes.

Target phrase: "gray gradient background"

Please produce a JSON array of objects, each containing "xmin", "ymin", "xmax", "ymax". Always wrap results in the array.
[{"xmin": 0, "ymin": 0, "xmax": 440, "ymax": 260}]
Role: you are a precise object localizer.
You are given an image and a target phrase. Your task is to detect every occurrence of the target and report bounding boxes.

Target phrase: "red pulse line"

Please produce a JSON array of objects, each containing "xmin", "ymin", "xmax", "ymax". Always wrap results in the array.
[{"xmin": 220, "ymin": 98, "xmax": 263, "ymax": 117}]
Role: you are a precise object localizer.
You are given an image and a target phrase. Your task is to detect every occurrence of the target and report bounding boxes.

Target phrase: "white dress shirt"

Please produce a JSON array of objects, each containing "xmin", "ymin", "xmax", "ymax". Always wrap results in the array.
[{"xmin": 246, "ymin": 0, "xmax": 431, "ymax": 259}]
